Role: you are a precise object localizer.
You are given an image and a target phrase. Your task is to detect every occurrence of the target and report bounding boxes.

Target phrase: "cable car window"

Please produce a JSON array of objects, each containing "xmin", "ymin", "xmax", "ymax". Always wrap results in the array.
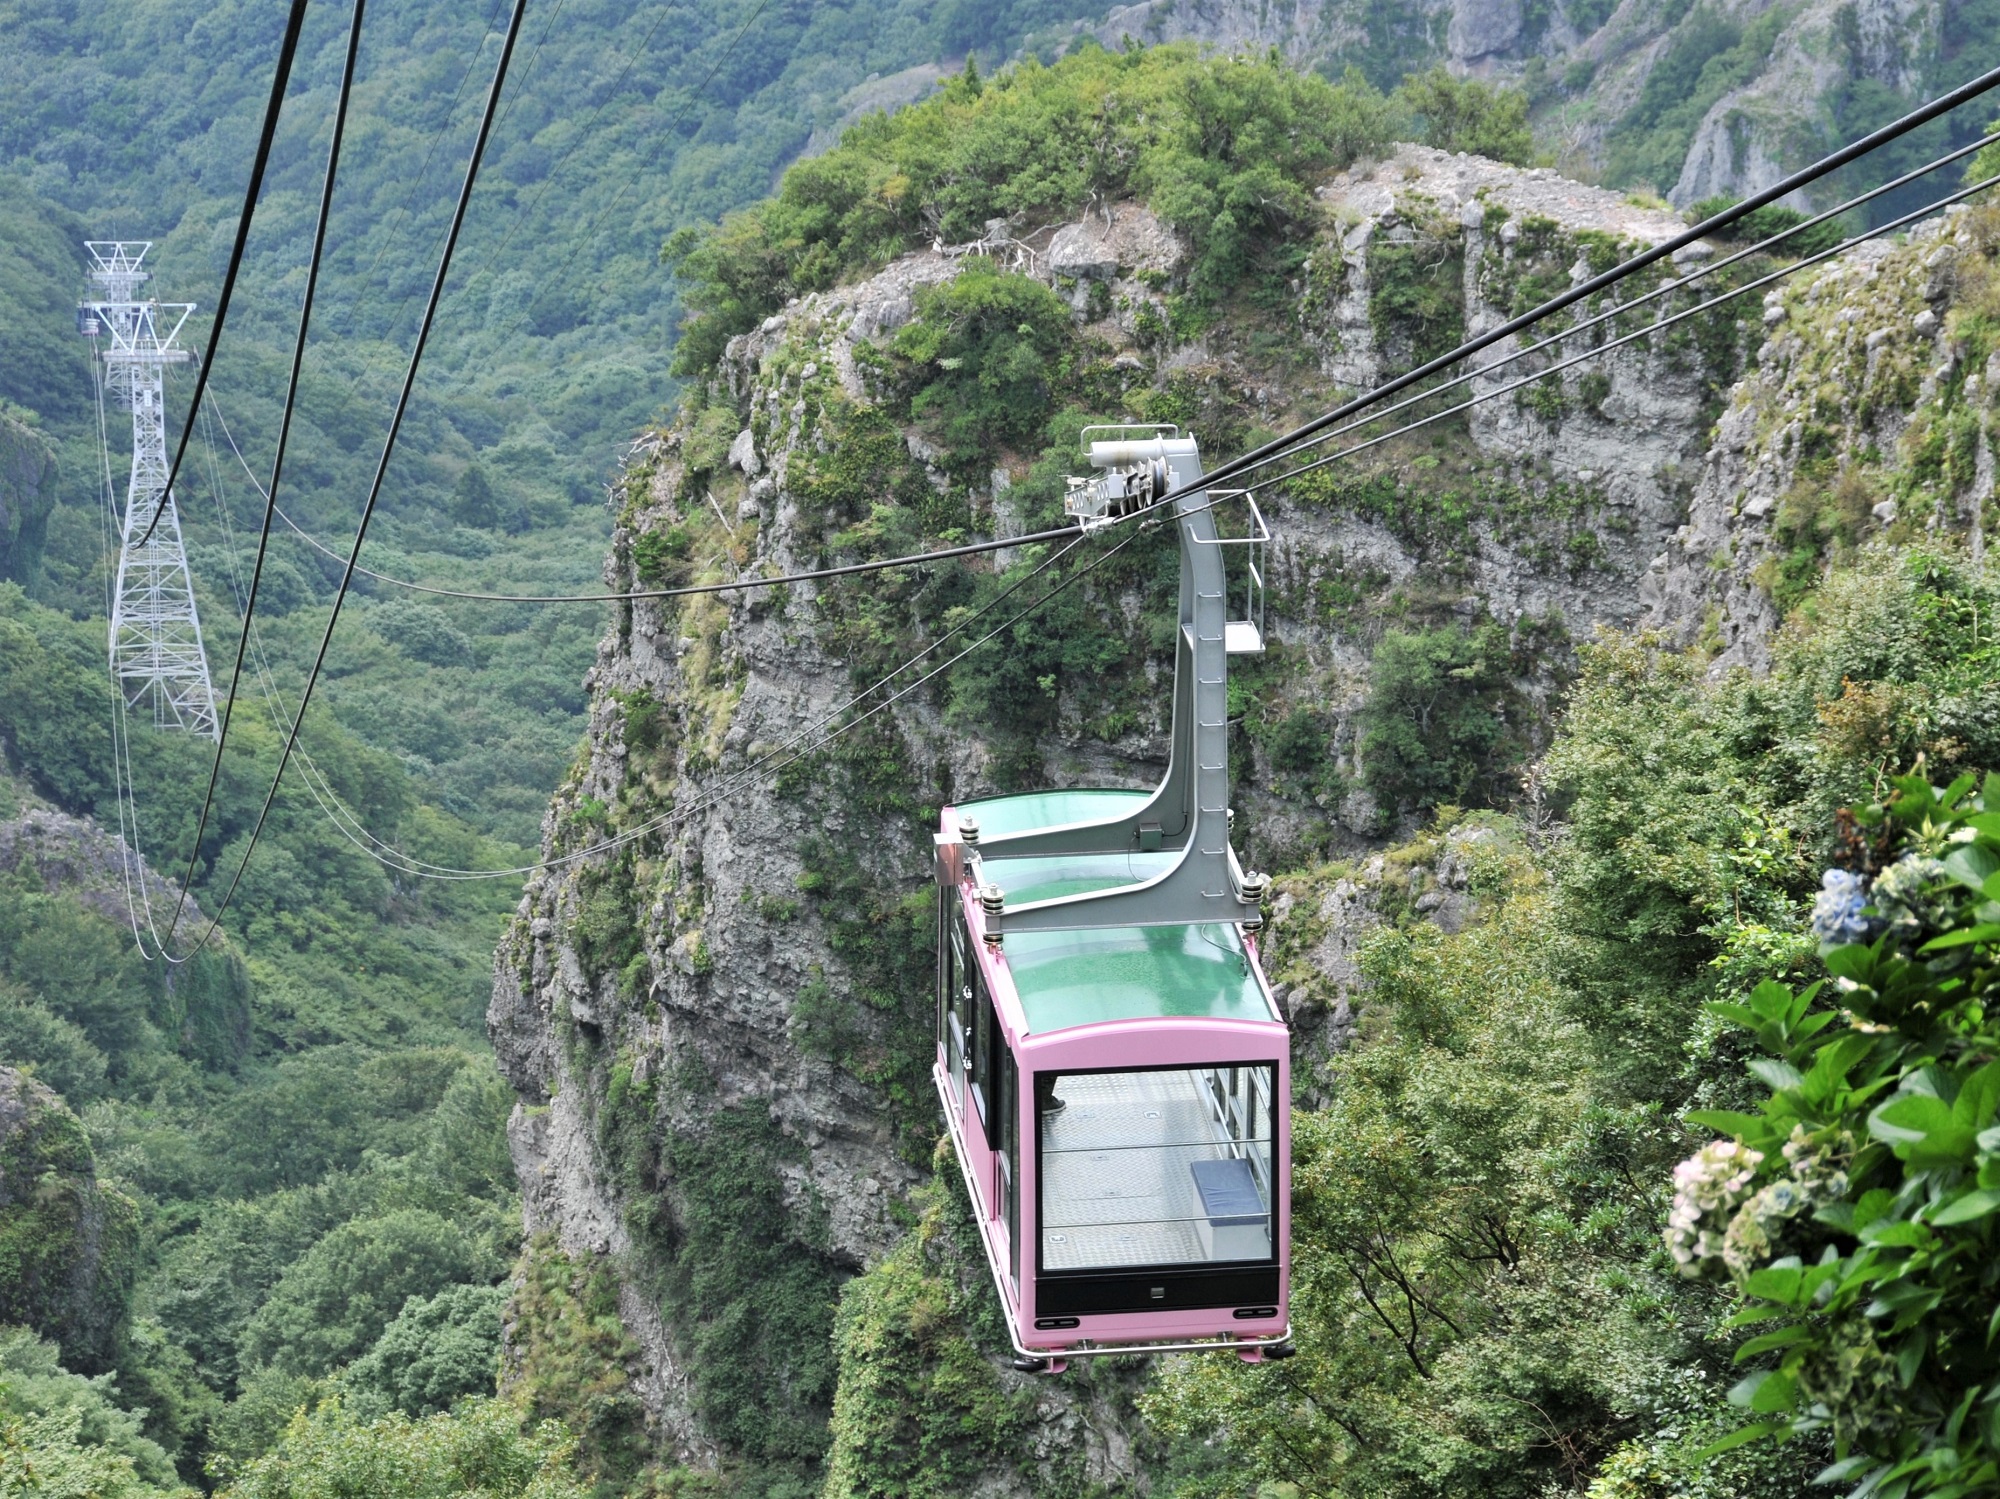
[
  {"xmin": 935, "ymin": 890, "xmax": 952, "ymax": 1057},
  {"xmin": 945, "ymin": 908, "xmax": 973, "ymax": 1085},
  {"xmin": 969, "ymin": 966, "xmax": 994, "ymax": 1131},
  {"xmin": 1037, "ymin": 1064, "xmax": 1276, "ymax": 1273},
  {"xmin": 1001, "ymin": 1049, "xmax": 1020, "ymax": 1282}
]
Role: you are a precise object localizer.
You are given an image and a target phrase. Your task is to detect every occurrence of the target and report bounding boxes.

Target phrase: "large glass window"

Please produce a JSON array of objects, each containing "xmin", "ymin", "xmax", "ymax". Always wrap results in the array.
[
  {"xmin": 943, "ymin": 908, "xmax": 972, "ymax": 1085},
  {"xmin": 970, "ymin": 969, "xmax": 994, "ymax": 1131},
  {"xmin": 935, "ymin": 891, "xmax": 953, "ymax": 1059},
  {"xmin": 1038, "ymin": 1064, "xmax": 1276, "ymax": 1273}
]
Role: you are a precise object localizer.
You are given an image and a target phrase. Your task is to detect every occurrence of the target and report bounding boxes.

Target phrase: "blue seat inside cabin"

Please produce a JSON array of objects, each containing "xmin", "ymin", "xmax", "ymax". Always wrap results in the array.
[{"xmin": 1190, "ymin": 1157, "xmax": 1264, "ymax": 1227}]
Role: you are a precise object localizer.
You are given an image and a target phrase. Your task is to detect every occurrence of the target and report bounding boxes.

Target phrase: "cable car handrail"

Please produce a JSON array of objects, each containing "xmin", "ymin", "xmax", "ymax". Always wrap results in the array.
[
  {"xmin": 1182, "ymin": 490, "xmax": 1270, "ymax": 545},
  {"xmin": 1078, "ymin": 421, "xmax": 1180, "ymax": 442},
  {"xmin": 1040, "ymin": 1135, "xmax": 1276, "ymax": 1153},
  {"xmin": 1187, "ymin": 490, "xmax": 1267, "ymax": 654}
]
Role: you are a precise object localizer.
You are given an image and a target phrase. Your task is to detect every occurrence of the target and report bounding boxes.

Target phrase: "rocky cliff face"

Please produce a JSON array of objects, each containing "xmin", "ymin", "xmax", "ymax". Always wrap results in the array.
[
  {"xmin": 1064, "ymin": 0, "xmax": 1972, "ymax": 208},
  {"xmin": 0, "ymin": 412, "xmax": 55, "ymax": 587},
  {"xmin": 484, "ymin": 140, "xmax": 1844, "ymax": 1489},
  {"xmin": 1645, "ymin": 200, "xmax": 1997, "ymax": 662},
  {"xmin": 0, "ymin": 1065, "xmax": 137, "ymax": 1373}
]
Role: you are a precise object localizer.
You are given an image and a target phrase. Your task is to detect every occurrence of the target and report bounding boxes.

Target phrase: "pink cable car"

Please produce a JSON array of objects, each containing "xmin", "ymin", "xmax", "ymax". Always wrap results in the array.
[{"xmin": 932, "ymin": 430, "xmax": 1292, "ymax": 1370}]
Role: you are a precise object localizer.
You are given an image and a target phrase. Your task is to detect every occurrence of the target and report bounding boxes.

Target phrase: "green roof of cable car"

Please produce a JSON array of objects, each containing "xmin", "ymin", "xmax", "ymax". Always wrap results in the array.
[
  {"xmin": 962, "ymin": 791, "xmax": 1277, "ymax": 1035},
  {"xmin": 1005, "ymin": 921, "xmax": 1273, "ymax": 1033},
  {"xmin": 956, "ymin": 787, "xmax": 1149, "ymax": 840}
]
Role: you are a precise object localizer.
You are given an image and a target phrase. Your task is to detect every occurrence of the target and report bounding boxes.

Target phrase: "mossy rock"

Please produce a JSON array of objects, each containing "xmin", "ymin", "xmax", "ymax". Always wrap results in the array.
[{"xmin": 0, "ymin": 1066, "xmax": 138, "ymax": 1371}]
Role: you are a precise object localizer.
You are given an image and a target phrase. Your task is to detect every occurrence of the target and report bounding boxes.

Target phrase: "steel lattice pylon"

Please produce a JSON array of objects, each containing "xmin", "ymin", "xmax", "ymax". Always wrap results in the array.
[{"xmin": 80, "ymin": 242, "xmax": 219, "ymax": 739}]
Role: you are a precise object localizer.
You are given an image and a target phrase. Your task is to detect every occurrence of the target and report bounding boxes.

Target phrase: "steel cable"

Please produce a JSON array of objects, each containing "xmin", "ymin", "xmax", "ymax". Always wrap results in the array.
[
  {"xmin": 159, "ymin": 0, "xmax": 534, "ymax": 958},
  {"xmin": 157, "ymin": 0, "xmax": 370, "ymax": 950},
  {"xmin": 1231, "ymin": 169, "xmax": 2000, "ymax": 503},
  {"xmin": 240, "ymin": 130, "xmax": 2000, "ymax": 609},
  {"xmin": 1207, "ymin": 125, "xmax": 2000, "ymax": 498},
  {"xmin": 136, "ymin": 0, "xmax": 312, "ymax": 549},
  {"xmin": 139, "ymin": 67, "xmax": 2000, "ymax": 920}
]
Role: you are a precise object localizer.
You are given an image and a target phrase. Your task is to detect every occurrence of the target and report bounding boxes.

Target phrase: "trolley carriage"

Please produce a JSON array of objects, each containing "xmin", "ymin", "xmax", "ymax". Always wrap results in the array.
[{"xmin": 932, "ymin": 429, "xmax": 1292, "ymax": 1369}]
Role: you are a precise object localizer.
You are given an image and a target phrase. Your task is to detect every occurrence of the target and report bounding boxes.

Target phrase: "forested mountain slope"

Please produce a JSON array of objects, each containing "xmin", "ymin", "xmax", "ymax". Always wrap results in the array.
[{"xmin": 490, "ymin": 43, "xmax": 2000, "ymax": 1497}]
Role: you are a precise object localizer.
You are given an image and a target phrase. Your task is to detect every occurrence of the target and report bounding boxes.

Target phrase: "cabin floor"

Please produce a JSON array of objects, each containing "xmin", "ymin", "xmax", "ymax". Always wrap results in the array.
[{"xmin": 1040, "ymin": 1071, "xmax": 1268, "ymax": 1271}]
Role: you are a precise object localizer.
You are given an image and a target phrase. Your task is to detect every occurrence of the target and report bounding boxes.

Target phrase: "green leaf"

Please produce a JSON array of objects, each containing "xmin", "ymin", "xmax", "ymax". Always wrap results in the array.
[
  {"xmin": 1750, "ymin": 1371, "xmax": 1799, "ymax": 1413},
  {"xmin": 1686, "ymin": 1109, "xmax": 1768, "ymax": 1140},
  {"xmin": 1802, "ymin": 1036, "xmax": 1868, "ymax": 1102},
  {"xmin": 1871, "ymin": 1093, "xmax": 1979, "ymax": 1164},
  {"xmin": 1860, "ymin": 1220, "xmax": 1934, "ymax": 1248},
  {"xmin": 1872, "ymin": 1094, "xmax": 1953, "ymax": 1144},
  {"xmin": 1895, "ymin": 1329, "xmax": 1929, "ymax": 1386},
  {"xmin": 1919, "ymin": 924, "xmax": 2000, "ymax": 951},
  {"xmin": 1911, "ymin": 1066, "xmax": 1953, "ymax": 1099},
  {"xmin": 1734, "ymin": 1325, "xmax": 1813, "ymax": 1360},
  {"xmin": 1815, "ymin": 1456, "xmax": 1876, "ymax": 1485},
  {"xmin": 1978, "ymin": 1125, "xmax": 2000, "ymax": 1154},
  {"xmin": 1945, "ymin": 843, "xmax": 2000, "ymax": 891},
  {"xmin": 1727, "ymin": 1371, "xmax": 1771, "ymax": 1408},
  {"xmin": 1932, "ymin": 1190, "xmax": 2000, "ymax": 1226},
  {"xmin": 1957, "ymin": 1063, "xmax": 2000, "ymax": 1129},
  {"xmin": 1749, "ymin": 1057, "xmax": 1805, "ymax": 1092},
  {"xmin": 1747, "ymin": 978, "xmax": 1796, "ymax": 1019},
  {"xmin": 1744, "ymin": 1264, "xmax": 1806, "ymax": 1304},
  {"xmin": 1693, "ymin": 1421, "xmax": 1782, "ymax": 1459},
  {"xmin": 1853, "ymin": 1189, "xmax": 1898, "ymax": 1229}
]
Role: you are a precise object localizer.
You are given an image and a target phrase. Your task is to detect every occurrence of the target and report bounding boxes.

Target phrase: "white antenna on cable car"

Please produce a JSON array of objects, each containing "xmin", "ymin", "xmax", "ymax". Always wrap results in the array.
[{"xmin": 80, "ymin": 241, "xmax": 220, "ymax": 739}]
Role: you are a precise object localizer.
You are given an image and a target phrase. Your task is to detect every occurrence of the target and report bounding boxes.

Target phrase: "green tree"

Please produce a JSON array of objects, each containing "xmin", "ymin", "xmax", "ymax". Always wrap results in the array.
[
  {"xmin": 1356, "ymin": 622, "xmax": 1513, "ymax": 816},
  {"xmin": 0, "ymin": 597, "xmax": 111, "ymax": 812},
  {"xmin": 889, "ymin": 260, "xmax": 1075, "ymax": 459},
  {"xmin": 0, "ymin": 1327, "xmax": 186, "ymax": 1495},
  {"xmin": 341, "ymin": 1285, "xmax": 505, "ymax": 1420},
  {"xmin": 0, "ymin": 981, "xmax": 107, "ymax": 1104},
  {"xmin": 0, "ymin": 1406, "xmax": 192, "ymax": 1499},
  {"xmin": 237, "ymin": 1211, "xmax": 488, "ymax": 1378},
  {"xmin": 666, "ymin": 44, "xmax": 1397, "ymax": 371},
  {"xmin": 448, "ymin": 464, "xmax": 504, "ymax": 530},
  {"xmin": 1393, "ymin": 67, "xmax": 1535, "ymax": 164},
  {"xmin": 214, "ymin": 1398, "xmax": 588, "ymax": 1499},
  {"xmin": 0, "ymin": 884, "xmax": 153, "ymax": 1064}
]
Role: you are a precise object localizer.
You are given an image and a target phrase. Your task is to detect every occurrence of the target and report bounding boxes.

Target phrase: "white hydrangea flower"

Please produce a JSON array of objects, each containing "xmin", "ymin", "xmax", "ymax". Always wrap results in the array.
[{"xmin": 1665, "ymin": 1140, "xmax": 1765, "ymax": 1277}]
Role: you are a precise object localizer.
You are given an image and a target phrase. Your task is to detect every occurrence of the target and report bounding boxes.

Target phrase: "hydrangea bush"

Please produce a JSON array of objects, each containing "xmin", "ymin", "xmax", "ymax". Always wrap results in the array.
[{"xmin": 1669, "ymin": 773, "xmax": 2000, "ymax": 1496}]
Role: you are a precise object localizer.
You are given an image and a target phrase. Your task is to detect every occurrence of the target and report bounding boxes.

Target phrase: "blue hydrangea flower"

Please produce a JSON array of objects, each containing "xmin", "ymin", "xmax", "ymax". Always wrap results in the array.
[{"xmin": 1810, "ymin": 868, "xmax": 1879, "ymax": 948}]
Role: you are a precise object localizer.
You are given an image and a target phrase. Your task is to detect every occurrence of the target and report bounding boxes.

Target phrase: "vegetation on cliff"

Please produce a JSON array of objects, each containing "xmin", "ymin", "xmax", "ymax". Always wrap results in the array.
[
  {"xmin": 665, "ymin": 44, "xmax": 1536, "ymax": 373},
  {"xmin": 1143, "ymin": 545, "xmax": 2000, "ymax": 1497}
]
